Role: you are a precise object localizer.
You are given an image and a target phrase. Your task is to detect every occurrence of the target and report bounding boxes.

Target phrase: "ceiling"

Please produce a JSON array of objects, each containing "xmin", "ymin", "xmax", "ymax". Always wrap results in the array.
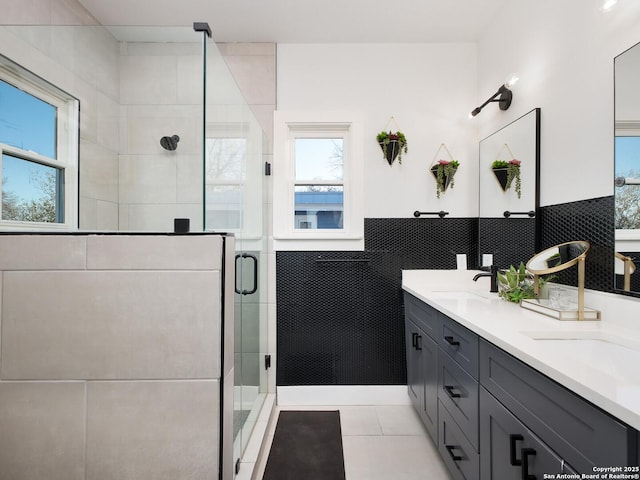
[{"xmin": 78, "ymin": 0, "xmax": 510, "ymax": 43}]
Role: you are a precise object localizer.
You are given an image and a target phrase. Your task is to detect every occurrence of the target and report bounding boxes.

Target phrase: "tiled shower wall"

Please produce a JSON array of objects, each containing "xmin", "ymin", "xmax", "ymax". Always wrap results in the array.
[
  {"xmin": 276, "ymin": 196, "xmax": 615, "ymax": 386},
  {"xmin": 0, "ymin": 234, "xmax": 227, "ymax": 479}
]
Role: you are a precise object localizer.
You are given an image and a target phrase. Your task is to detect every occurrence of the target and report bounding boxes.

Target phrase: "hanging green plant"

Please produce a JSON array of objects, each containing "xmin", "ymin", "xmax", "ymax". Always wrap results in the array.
[
  {"xmin": 377, "ymin": 130, "xmax": 408, "ymax": 165},
  {"xmin": 431, "ymin": 160, "xmax": 460, "ymax": 199},
  {"xmin": 491, "ymin": 159, "xmax": 522, "ymax": 198}
]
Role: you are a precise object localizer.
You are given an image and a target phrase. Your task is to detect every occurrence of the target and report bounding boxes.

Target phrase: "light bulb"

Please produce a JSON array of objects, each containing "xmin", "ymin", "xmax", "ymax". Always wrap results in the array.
[
  {"xmin": 601, "ymin": 0, "xmax": 618, "ymax": 12},
  {"xmin": 505, "ymin": 74, "xmax": 519, "ymax": 89}
]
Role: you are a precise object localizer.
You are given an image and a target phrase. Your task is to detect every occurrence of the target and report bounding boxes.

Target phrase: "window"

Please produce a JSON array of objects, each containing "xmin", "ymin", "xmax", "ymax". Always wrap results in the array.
[
  {"xmin": 615, "ymin": 134, "xmax": 640, "ymax": 232},
  {"xmin": 273, "ymin": 112, "xmax": 364, "ymax": 250},
  {"xmin": 205, "ymin": 136, "xmax": 247, "ymax": 231},
  {"xmin": 294, "ymin": 136, "xmax": 344, "ymax": 230},
  {"xmin": 0, "ymin": 55, "xmax": 78, "ymax": 230}
]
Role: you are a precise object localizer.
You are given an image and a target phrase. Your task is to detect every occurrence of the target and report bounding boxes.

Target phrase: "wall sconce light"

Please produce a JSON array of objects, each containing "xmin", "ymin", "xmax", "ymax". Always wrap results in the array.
[{"xmin": 470, "ymin": 75, "xmax": 519, "ymax": 117}]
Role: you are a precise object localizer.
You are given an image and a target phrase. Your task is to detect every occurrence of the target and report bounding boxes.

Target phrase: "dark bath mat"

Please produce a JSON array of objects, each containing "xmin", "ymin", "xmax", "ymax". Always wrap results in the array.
[{"xmin": 262, "ymin": 410, "xmax": 346, "ymax": 480}]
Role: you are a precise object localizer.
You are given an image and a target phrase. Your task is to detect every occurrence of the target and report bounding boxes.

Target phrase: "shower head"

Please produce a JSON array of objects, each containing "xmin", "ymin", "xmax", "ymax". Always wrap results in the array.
[{"xmin": 160, "ymin": 135, "xmax": 180, "ymax": 151}]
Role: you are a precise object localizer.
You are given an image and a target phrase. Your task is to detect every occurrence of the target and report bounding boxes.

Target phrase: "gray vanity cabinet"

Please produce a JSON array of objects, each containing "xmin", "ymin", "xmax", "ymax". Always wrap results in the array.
[
  {"xmin": 480, "ymin": 387, "xmax": 578, "ymax": 479},
  {"xmin": 437, "ymin": 314, "xmax": 480, "ymax": 480},
  {"xmin": 404, "ymin": 292, "xmax": 639, "ymax": 480},
  {"xmin": 404, "ymin": 293, "xmax": 439, "ymax": 441},
  {"xmin": 479, "ymin": 339, "xmax": 635, "ymax": 475}
]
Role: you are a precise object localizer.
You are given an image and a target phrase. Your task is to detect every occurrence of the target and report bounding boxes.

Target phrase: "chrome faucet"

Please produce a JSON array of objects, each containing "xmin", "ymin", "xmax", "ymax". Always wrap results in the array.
[{"xmin": 473, "ymin": 265, "xmax": 498, "ymax": 293}]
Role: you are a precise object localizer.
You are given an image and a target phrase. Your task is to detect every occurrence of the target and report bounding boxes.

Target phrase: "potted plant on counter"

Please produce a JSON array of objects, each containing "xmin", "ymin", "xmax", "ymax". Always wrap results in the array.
[
  {"xmin": 431, "ymin": 160, "xmax": 460, "ymax": 198},
  {"xmin": 491, "ymin": 159, "xmax": 522, "ymax": 198},
  {"xmin": 497, "ymin": 262, "xmax": 553, "ymax": 303},
  {"xmin": 377, "ymin": 130, "xmax": 408, "ymax": 165}
]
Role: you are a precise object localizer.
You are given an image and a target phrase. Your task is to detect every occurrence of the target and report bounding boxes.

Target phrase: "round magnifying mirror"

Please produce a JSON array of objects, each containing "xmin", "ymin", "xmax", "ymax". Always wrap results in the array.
[{"xmin": 526, "ymin": 240, "xmax": 590, "ymax": 275}]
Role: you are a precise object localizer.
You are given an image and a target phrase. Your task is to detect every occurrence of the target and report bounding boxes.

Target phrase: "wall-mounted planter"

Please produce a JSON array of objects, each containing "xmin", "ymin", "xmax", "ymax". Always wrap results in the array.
[
  {"xmin": 379, "ymin": 139, "xmax": 401, "ymax": 165},
  {"xmin": 431, "ymin": 163, "xmax": 458, "ymax": 198},
  {"xmin": 492, "ymin": 167, "xmax": 511, "ymax": 191},
  {"xmin": 491, "ymin": 161, "xmax": 521, "ymax": 198},
  {"xmin": 377, "ymin": 121, "xmax": 407, "ymax": 166},
  {"xmin": 430, "ymin": 143, "xmax": 459, "ymax": 199}
]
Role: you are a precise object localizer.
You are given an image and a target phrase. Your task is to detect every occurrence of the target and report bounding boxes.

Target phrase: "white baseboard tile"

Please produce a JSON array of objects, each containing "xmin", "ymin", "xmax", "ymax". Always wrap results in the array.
[{"xmin": 276, "ymin": 385, "xmax": 411, "ymax": 406}]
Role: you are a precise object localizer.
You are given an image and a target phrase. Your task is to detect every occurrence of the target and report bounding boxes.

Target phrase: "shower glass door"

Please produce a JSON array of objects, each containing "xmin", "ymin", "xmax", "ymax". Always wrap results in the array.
[{"xmin": 203, "ymin": 36, "xmax": 269, "ymax": 467}]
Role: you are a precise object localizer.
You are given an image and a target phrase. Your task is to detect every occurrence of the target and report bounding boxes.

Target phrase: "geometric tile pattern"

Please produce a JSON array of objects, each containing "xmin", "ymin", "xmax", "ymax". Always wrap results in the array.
[
  {"xmin": 540, "ymin": 195, "xmax": 614, "ymax": 292},
  {"xmin": 276, "ymin": 199, "xmax": 615, "ymax": 386},
  {"xmin": 276, "ymin": 218, "xmax": 478, "ymax": 386}
]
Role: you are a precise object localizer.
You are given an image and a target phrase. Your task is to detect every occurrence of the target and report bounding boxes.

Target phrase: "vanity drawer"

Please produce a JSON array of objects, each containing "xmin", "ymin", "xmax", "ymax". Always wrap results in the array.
[
  {"xmin": 439, "ymin": 400, "xmax": 480, "ymax": 480},
  {"xmin": 439, "ymin": 348, "xmax": 479, "ymax": 450},
  {"xmin": 438, "ymin": 314, "xmax": 479, "ymax": 379},
  {"xmin": 479, "ymin": 339, "xmax": 632, "ymax": 473},
  {"xmin": 404, "ymin": 292, "xmax": 439, "ymax": 340}
]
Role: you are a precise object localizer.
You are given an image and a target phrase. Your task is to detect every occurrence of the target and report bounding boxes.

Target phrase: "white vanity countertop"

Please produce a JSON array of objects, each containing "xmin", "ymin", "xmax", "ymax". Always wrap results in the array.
[{"xmin": 402, "ymin": 269, "xmax": 640, "ymax": 431}]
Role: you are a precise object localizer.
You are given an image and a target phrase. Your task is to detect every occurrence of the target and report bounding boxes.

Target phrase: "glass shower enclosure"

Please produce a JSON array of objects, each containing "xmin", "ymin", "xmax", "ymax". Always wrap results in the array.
[{"xmin": 0, "ymin": 23, "xmax": 269, "ymax": 475}]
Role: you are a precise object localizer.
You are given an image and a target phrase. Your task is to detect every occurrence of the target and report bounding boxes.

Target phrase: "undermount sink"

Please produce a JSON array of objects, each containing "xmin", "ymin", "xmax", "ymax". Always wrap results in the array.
[
  {"xmin": 427, "ymin": 291, "xmax": 490, "ymax": 301},
  {"xmin": 523, "ymin": 330, "xmax": 640, "ymax": 379}
]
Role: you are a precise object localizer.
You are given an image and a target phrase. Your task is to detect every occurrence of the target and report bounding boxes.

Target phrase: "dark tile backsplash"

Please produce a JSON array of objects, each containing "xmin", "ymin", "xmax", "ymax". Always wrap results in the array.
[
  {"xmin": 540, "ymin": 195, "xmax": 614, "ymax": 293},
  {"xmin": 276, "ymin": 196, "xmax": 615, "ymax": 386}
]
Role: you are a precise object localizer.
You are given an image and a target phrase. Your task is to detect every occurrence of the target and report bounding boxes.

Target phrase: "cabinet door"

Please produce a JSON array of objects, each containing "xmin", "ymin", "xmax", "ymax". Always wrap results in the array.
[
  {"xmin": 480, "ymin": 339, "xmax": 630, "ymax": 473},
  {"xmin": 439, "ymin": 314, "xmax": 479, "ymax": 379},
  {"xmin": 405, "ymin": 319, "xmax": 438, "ymax": 442},
  {"xmin": 404, "ymin": 292, "xmax": 439, "ymax": 340},
  {"xmin": 439, "ymin": 400, "xmax": 480, "ymax": 480},
  {"xmin": 405, "ymin": 319, "xmax": 425, "ymax": 413},
  {"xmin": 422, "ymin": 329, "xmax": 438, "ymax": 442},
  {"xmin": 438, "ymin": 349, "xmax": 479, "ymax": 450},
  {"xmin": 480, "ymin": 387, "xmax": 578, "ymax": 480}
]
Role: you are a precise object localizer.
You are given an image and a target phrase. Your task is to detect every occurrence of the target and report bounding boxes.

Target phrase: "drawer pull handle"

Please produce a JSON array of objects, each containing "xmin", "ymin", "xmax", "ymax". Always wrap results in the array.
[
  {"xmin": 521, "ymin": 447, "xmax": 537, "ymax": 480},
  {"xmin": 445, "ymin": 445, "xmax": 462, "ymax": 462},
  {"xmin": 444, "ymin": 335, "xmax": 460, "ymax": 346},
  {"xmin": 411, "ymin": 332, "xmax": 418, "ymax": 349},
  {"xmin": 444, "ymin": 385, "xmax": 461, "ymax": 399},
  {"xmin": 509, "ymin": 434, "xmax": 523, "ymax": 466},
  {"xmin": 415, "ymin": 334, "xmax": 422, "ymax": 351}
]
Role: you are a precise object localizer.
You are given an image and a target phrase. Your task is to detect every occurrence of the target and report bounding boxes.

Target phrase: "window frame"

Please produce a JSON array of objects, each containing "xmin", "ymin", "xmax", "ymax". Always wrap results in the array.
[
  {"xmin": 293, "ymin": 130, "xmax": 346, "ymax": 231},
  {"xmin": 614, "ymin": 123, "xmax": 640, "ymax": 247},
  {"xmin": 0, "ymin": 59, "xmax": 79, "ymax": 231},
  {"xmin": 273, "ymin": 111, "xmax": 364, "ymax": 251}
]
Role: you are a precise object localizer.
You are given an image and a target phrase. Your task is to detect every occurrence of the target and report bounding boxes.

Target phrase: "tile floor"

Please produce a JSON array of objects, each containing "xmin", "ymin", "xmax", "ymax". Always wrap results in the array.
[{"xmin": 254, "ymin": 404, "xmax": 453, "ymax": 480}]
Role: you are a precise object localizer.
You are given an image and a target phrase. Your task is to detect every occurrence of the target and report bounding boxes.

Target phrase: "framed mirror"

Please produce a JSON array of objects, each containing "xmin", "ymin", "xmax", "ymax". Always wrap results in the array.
[
  {"xmin": 614, "ymin": 41, "xmax": 640, "ymax": 294},
  {"xmin": 478, "ymin": 108, "xmax": 541, "ymax": 269}
]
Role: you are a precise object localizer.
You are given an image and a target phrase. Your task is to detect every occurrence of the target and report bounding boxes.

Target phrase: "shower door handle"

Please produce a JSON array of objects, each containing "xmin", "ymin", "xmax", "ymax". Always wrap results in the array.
[{"xmin": 235, "ymin": 253, "xmax": 258, "ymax": 295}]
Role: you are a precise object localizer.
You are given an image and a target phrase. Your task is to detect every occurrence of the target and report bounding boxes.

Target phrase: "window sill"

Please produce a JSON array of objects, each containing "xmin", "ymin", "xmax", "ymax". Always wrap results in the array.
[{"xmin": 273, "ymin": 234, "xmax": 364, "ymax": 252}]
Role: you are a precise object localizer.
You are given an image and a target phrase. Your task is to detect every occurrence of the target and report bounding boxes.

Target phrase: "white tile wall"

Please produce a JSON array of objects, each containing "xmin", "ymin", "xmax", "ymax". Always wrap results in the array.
[
  {"xmin": 0, "ymin": 235, "xmax": 87, "ymax": 270},
  {"xmin": 121, "ymin": 203, "xmax": 203, "ymax": 232},
  {"xmin": 118, "ymin": 154, "xmax": 178, "ymax": 204},
  {"xmin": 2, "ymin": 270, "xmax": 221, "ymax": 380},
  {"xmin": 0, "ymin": 234, "xmax": 227, "ymax": 478},
  {"xmin": 79, "ymin": 141, "xmax": 119, "ymax": 202},
  {"xmin": 86, "ymin": 234, "xmax": 222, "ymax": 270},
  {"xmin": 123, "ymin": 105, "xmax": 201, "ymax": 156},
  {"xmin": 86, "ymin": 380, "xmax": 220, "ymax": 480},
  {"xmin": 119, "ymin": 55, "xmax": 179, "ymax": 105},
  {"xmin": 0, "ymin": 382, "xmax": 86, "ymax": 480}
]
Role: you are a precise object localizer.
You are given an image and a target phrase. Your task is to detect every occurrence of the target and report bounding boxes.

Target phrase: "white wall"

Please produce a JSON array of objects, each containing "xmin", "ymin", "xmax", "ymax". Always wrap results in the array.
[
  {"xmin": 277, "ymin": 4, "xmax": 640, "ymax": 215},
  {"xmin": 0, "ymin": 24, "xmax": 120, "ymax": 230},
  {"xmin": 277, "ymin": 43, "xmax": 480, "ymax": 218},
  {"xmin": 476, "ymin": 0, "xmax": 640, "ymax": 207}
]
